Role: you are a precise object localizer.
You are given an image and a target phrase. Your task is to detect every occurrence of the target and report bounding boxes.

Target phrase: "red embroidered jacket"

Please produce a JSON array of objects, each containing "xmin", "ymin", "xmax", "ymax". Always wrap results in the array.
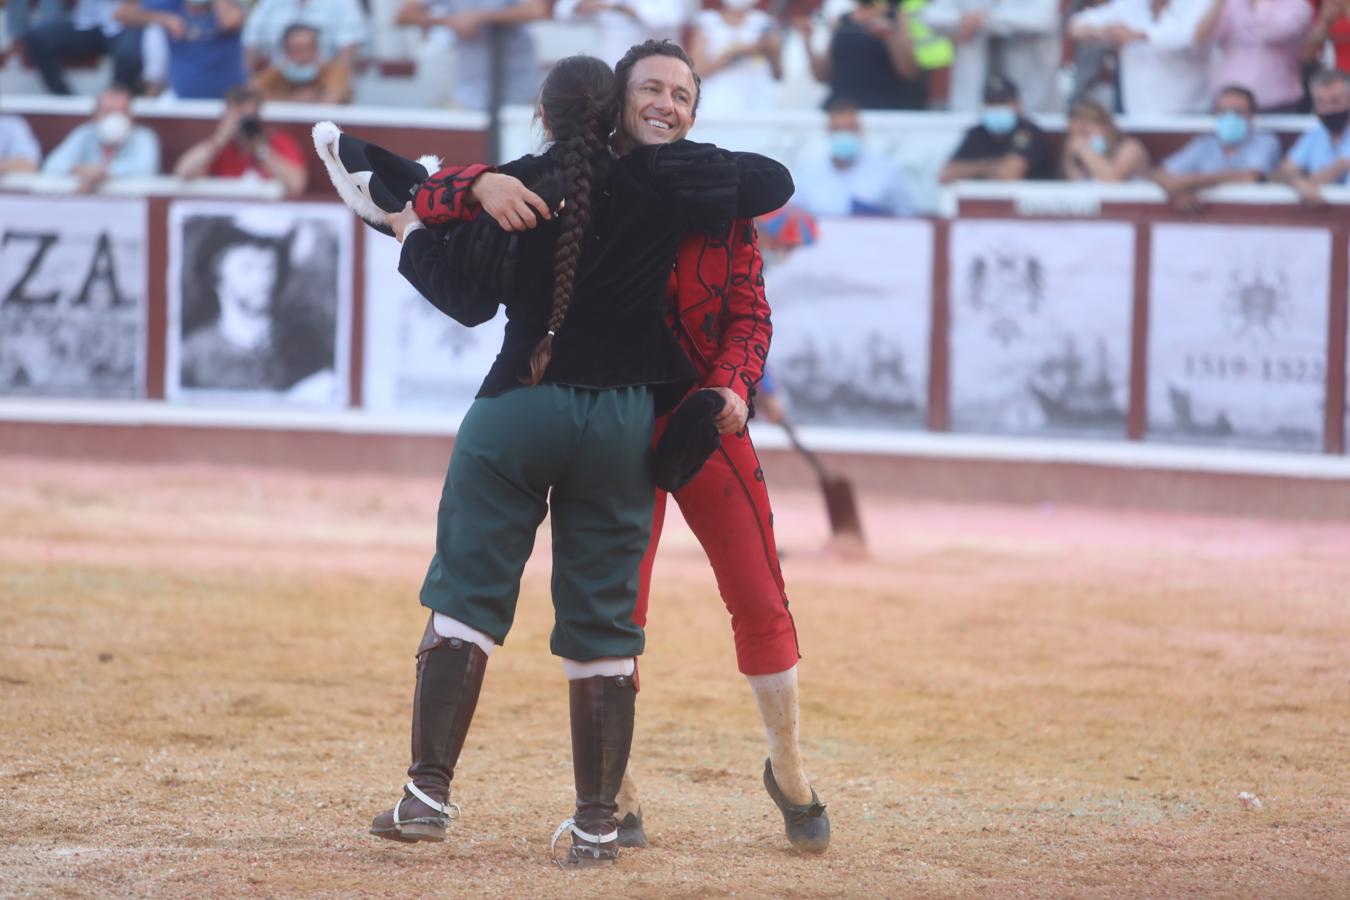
[{"xmin": 413, "ymin": 164, "xmax": 772, "ymax": 405}]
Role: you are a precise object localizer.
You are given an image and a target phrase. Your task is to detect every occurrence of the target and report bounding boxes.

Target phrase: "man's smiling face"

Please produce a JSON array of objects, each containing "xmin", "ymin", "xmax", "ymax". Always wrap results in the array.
[{"xmin": 619, "ymin": 55, "xmax": 697, "ymax": 151}]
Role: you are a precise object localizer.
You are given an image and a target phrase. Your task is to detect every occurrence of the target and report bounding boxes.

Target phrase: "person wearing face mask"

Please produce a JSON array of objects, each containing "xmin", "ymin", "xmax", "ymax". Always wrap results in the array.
[
  {"xmin": 939, "ymin": 74, "xmax": 1051, "ymax": 184},
  {"xmin": 1061, "ymin": 98, "xmax": 1150, "ymax": 181},
  {"xmin": 1276, "ymin": 69, "xmax": 1350, "ymax": 206},
  {"xmin": 688, "ymin": 0, "xmax": 783, "ymax": 115},
  {"xmin": 1153, "ymin": 84, "xmax": 1280, "ymax": 212},
  {"xmin": 792, "ymin": 97, "xmax": 913, "ymax": 215},
  {"xmin": 114, "ymin": 0, "xmax": 246, "ymax": 99},
  {"xmin": 41, "ymin": 84, "xmax": 161, "ymax": 193},
  {"xmin": 251, "ymin": 23, "xmax": 352, "ymax": 103},
  {"xmin": 174, "ymin": 85, "xmax": 308, "ymax": 198}
]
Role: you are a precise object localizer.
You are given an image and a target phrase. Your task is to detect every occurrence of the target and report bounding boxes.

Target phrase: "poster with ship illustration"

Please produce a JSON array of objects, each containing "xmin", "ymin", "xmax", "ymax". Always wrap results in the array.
[
  {"xmin": 948, "ymin": 220, "xmax": 1133, "ymax": 437},
  {"xmin": 763, "ymin": 218, "xmax": 932, "ymax": 429},
  {"xmin": 1148, "ymin": 224, "xmax": 1330, "ymax": 451},
  {"xmin": 362, "ymin": 228, "xmax": 507, "ymax": 420}
]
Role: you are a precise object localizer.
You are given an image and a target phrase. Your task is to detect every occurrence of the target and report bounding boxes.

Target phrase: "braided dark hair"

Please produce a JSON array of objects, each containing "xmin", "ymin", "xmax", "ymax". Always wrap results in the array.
[{"xmin": 524, "ymin": 55, "xmax": 616, "ymax": 385}]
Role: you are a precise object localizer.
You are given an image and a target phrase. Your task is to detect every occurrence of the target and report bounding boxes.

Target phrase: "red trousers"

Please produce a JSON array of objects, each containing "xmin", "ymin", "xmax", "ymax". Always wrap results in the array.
[{"xmin": 635, "ymin": 425, "xmax": 800, "ymax": 676}]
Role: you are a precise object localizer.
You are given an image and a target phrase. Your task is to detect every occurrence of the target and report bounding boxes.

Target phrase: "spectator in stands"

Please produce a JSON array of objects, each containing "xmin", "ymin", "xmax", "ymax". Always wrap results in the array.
[
  {"xmin": 799, "ymin": 0, "xmax": 926, "ymax": 110},
  {"xmin": 550, "ymin": 0, "xmax": 682, "ymax": 67},
  {"xmin": 41, "ymin": 84, "xmax": 160, "ymax": 192},
  {"xmin": 4, "ymin": 0, "xmax": 64, "ymax": 58},
  {"xmin": 1194, "ymin": 0, "xmax": 1312, "ymax": 113},
  {"xmin": 793, "ymin": 95, "xmax": 912, "ymax": 215},
  {"xmin": 1304, "ymin": 0, "xmax": 1350, "ymax": 76},
  {"xmin": 1061, "ymin": 98, "xmax": 1150, "ymax": 181},
  {"xmin": 1276, "ymin": 69, "xmax": 1350, "ymax": 205},
  {"xmin": 920, "ymin": 0, "xmax": 1060, "ymax": 113},
  {"xmin": 689, "ymin": 0, "xmax": 782, "ymax": 115},
  {"xmin": 1153, "ymin": 85, "xmax": 1280, "ymax": 211},
  {"xmin": 1064, "ymin": 0, "xmax": 1120, "ymax": 109},
  {"xmin": 174, "ymin": 85, "xmax": 307, "ymax": 197},
  {"xmin": 21, "ymin": 0, "xmax": 145, "ymax": 95},
  {"xmin": 939, "ymin": 74, "xmax": 1052, "ymax": 183},
  {"xmin": 241, "ymin": 0, "xmax": 366, "ymax": 72},
  {"xmin": 1068, "ymin": 0, "xmax": 1211, "ymax": 115},
  {"xmin": 114, "ymin": 0, "xmax": 246, "ymax": 99},
  {"xmin": 392, "ymin": 0, "xmax": 547, "ymax": 111},
  {"xmin": 251, "ymin": 23, "xmax": 352, "ymax": 102},
  {"xmin": 792, "ymin": 97, "xmax": 913, "ymax": 216},
  {"xmin": 0, "ymin": 114, "xmax": 43, "ymax": 174}
]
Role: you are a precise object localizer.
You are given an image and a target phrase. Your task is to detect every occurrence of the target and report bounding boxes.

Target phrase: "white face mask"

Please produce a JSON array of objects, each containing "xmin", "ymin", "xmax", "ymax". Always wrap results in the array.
[
  {"xmin": 96, "ymin": 111, "xmax": 132, "ymax": 146},
  {"xmin": 722, "ymin": 0, "xmax": 758, "ymax": 10}
]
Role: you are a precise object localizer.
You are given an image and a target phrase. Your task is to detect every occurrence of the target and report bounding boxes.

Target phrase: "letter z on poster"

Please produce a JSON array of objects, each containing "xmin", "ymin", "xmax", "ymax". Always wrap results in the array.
[{"xmin": 0, "ymin": 196, "xmax": 147, "ymax": 398}]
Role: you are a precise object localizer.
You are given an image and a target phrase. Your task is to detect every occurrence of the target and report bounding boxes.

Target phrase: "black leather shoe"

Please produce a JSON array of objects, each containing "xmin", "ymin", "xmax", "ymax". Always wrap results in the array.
[{"xmin": 763, "ymin": 758, "xmax": 830, "ymax": 853}]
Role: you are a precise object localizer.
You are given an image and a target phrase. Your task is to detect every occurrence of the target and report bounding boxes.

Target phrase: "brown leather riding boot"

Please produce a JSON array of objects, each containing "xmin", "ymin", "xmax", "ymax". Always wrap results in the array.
[
  {"xmin": 551, "ymin": 673, "xmax": 637, "ymax": 867},
  {"xmin": 370, "ymin": 614, "xmax": 489, "ymax": 844}
]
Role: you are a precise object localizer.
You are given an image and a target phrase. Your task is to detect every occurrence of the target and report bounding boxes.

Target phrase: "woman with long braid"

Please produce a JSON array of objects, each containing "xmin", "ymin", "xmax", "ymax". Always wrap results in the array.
[{"xmin": 366, "ymin": 54, "xmax": 792, "ymax": 867}]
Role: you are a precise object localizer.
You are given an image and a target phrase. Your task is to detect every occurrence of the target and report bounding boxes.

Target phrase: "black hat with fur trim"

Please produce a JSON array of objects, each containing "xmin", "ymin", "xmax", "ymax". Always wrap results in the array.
[
  {"xmin": 312, "ymin": 121, "xmax": 441, "ymax": 237},
  {"xmin": 652, "ymin": 389, "xmax": 726, "ymax": 492}
]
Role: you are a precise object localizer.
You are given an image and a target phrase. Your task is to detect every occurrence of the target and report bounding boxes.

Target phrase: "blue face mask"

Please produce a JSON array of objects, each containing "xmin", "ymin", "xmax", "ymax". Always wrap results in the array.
[
  {"xmin": 1215, "ymin": 111, "xmax": 1249, "ymax": 146},
  {"xmin": 829, "ymin": 130, "xmax": 862, "ymax": 163},
  {"xmin": 982, "ymin": 106, "xmax": 1017, "ymax": 136},
  {"xmin": 1089, "ymin": 134, "xmax": 1109, "ymax": 155},
  {"xmin": 282, "ymin": 61, "xmax": 320, "ymax": 84}
]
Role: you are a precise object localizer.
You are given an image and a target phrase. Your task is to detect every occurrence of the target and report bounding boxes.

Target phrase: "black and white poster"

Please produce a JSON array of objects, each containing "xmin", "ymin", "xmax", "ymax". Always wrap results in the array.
[
  {"xmin": 1149, "ymin": 225, "xmax": 1330, "ymax": 451},
  {"xmin": 0, "ymin": 196, "xmax": 147, "ymax": 398},
  {"xmin": 763, "ymin": 218, "xmax": 931, "ymax": 429},
  {"xmin": 166, "ymin": 201, "xmax": 352, "ymax": 406},
  {"xmin": 948, "ymin": 220, "xmax": 1134, "ymax": 437},
  {"xmin": 362, "ymin": 229, "xmax": 505, "ymax": 420}
]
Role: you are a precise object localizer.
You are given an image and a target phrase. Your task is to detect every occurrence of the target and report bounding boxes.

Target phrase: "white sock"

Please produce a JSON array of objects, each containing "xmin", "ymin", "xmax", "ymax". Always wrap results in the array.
[
  {"xmin": 747, "ymin": 665, "xmax": 813, "ymax": 805},
  {"xmin": 432, "ymin": 612, "xmax": 496, "ymax": 657},
  {"xmin": 562, "ymin": 657, "xmax": 636, "ymax": 680}
]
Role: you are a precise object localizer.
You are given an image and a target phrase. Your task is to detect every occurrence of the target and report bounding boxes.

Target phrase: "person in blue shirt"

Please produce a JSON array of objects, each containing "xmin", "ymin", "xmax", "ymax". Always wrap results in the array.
[
  {"xmin": 1275, "ymin": 69, "xmax": 1350, "ymax": 207},
  {"xmin": 792, "ymin": 97, "xmax": 914, "ymax": 216},
  {"xmin": 115, "ymin": 0, "xmax": 246, "ymax": 99},
  {"xmin": 1152, "ymin": 85, "xmax": 1281, "ymax": 213},
  {"xmin": 41, "ymin": 84, "xmax": 161, "ymax": 192}
]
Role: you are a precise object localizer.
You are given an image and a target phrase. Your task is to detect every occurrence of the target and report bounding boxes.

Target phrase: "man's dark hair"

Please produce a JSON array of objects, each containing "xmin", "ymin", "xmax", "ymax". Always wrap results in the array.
[
  {"xmin": 613, "ymin": 39, "xmax": 701, "ymax": 115},
  {"xmin": 1216, "ymin": 84, "xmax": 1257, "ymax": 114},
  {"xmin": 226, "ymin": 85, "xmax": 262, "ymax": 107},
  {"xmin": 824, "ymin": 96, "xmax": 859, "ymax": 116},
  {"xmin": 1312, "ymin": 68, "xmax": 1350, "ymax": 92},
  {"xmin": 282, "ymin": 22, "xmax": 320, "ymax": 46}
]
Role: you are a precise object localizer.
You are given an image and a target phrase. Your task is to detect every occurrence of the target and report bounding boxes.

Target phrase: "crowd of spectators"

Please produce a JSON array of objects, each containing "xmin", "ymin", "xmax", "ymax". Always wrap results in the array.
[{"xmin": 4, "ymin": 0, "xmax": 1350, "ymax": 207}]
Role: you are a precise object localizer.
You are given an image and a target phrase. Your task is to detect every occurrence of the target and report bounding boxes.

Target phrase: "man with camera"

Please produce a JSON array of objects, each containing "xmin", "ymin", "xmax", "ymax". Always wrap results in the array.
[{"xmin": 173, "ymin": 85, "xmax": 308, "ymax": 197}]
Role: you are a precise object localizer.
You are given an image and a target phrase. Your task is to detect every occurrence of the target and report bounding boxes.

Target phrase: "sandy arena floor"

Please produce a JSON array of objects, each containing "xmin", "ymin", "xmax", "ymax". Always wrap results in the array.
[{"xmin": 1, "ymin": 455, "xmax": 1348, "ymax": 898}]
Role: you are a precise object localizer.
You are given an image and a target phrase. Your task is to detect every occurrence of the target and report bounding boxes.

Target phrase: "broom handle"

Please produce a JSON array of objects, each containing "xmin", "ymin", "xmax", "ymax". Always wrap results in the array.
[{"xmin": 779, "ymin": 419, "xmax": 830, "ymax": 483}]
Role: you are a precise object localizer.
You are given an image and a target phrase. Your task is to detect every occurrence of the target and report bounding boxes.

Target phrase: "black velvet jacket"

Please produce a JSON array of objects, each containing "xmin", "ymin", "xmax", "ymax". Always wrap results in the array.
[{"xmin": 397, "ymin": 140, "xmax": 793, "ymax": 415}]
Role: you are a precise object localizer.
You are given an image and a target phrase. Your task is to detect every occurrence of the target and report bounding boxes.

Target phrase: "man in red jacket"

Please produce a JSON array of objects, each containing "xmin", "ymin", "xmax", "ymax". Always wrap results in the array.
[{"xmin": 411, "ymin": 40, "xmax": 828, "ymax": 854}]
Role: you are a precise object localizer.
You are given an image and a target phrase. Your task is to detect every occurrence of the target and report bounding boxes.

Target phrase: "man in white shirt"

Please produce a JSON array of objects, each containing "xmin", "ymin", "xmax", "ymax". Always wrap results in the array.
[
  {"xmin": 792, "ymin": 98, "xmax": 913, "ymax": 217},
  {"xmin": 921, "ymin": 0, "xmax": 1061, "ymax": 113},
  {"xmin": 551, "ymin": 0, "xmax": 684, "ymax": 67},
  {"xmin": 1069, "ymin": 0, "xmax": 1212, "ymax": 115}
]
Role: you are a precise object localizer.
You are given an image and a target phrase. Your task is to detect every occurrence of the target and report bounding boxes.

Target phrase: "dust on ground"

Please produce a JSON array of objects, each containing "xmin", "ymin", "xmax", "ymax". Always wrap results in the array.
[{"xmin": 1, "ymin": 456, "xmax": 1348, "ymax": 898}]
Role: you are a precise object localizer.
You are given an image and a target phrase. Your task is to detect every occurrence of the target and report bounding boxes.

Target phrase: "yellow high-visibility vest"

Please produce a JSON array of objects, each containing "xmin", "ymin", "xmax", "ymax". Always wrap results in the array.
[{"xmin": 902, "ymin": 0, "xmax": 954, "ymax": 70}]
